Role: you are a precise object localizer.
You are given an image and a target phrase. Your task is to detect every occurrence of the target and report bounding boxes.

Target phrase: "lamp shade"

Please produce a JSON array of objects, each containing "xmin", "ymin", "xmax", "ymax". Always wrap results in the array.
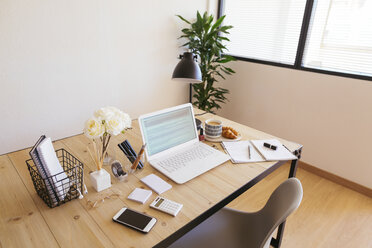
[{"xmin": 172, "ymin": 52, "xmax": 202, "ymax": 83}]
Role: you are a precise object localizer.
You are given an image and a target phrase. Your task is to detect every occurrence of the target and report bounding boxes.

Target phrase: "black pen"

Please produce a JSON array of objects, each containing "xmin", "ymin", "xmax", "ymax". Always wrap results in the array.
[
  {"xmin": 126, "ymin": 140, "xmax": 138, "ymax": 157},
  {"xmin": 122, "ymin": 140, "xmax": 144, "ymax": 168},
  {"xmin": 118, "ymin": 142, "xmax": 136, "ymax": 164},
  {"xmin": 122, "ymin": 141, "xmax": 135, "ymax": 159},
  {"xmin": 118, "ymin": 143, "xmax": 131, "ymax": 159},
  {"xmin": 118, "ymin": 143, "xmax": 132, "ymax": 161},
  {"xmin": 122, "ymin": 142, "xmax": 137, "ymax": 163}
]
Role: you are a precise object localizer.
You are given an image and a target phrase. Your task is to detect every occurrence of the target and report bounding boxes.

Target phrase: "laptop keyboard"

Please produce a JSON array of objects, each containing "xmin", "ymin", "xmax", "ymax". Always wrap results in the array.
[{"xmin": 156, "ymin": 145, "xmax": 214, "ymax": 173}]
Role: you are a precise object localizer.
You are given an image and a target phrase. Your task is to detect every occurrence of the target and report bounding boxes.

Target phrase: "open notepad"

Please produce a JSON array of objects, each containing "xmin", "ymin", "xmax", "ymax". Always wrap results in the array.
[
  {"xmin": 222, "ymin": 139, "xmax": 297, "ymax": 163},
  {"xmin": 222, "ymin": 141, "xmax": 265, "ymax": 163}
]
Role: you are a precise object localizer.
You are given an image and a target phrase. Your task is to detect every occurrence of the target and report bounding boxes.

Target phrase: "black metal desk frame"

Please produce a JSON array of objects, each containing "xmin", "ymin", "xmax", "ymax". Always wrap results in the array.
[{"xmin": 154, "ymin": 146, "xmax": 303, "ymax": 248}]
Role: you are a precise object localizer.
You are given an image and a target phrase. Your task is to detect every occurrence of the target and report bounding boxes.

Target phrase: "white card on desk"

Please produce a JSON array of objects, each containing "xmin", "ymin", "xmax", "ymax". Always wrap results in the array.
[
  {"xmin": 127, "ymin": 188, "xmax": 152, "ymax": 204},
  {"xmin": 141, "ymin": 174, "xmax": 172, "ymax": 195}
]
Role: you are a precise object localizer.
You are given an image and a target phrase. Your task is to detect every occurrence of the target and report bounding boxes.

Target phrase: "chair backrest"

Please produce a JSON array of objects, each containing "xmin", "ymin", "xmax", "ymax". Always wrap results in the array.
[
  {"xmin": 168, "ymin": 178, "xmax": 303, "ymax": 248},
  {"xmin": 259, "ymin": 177, "xmax": 303, "ymax": 248}
]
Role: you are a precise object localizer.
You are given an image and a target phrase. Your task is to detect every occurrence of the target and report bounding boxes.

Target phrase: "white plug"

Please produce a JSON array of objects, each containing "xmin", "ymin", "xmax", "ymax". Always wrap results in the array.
[
  {"xmin": 83, "ymin": 184, "xmax": 88, "ymax": 194},
  {"xmin": 77, "ymin": 189, "xmax": 84, "ymax": 199}
]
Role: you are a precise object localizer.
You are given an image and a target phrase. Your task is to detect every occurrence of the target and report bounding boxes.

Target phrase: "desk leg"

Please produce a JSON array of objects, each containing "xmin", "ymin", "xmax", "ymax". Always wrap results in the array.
[
  {"xmin": 289, "ymin": 146, "xmax": 302, "ymax": 178},
  {"xmin": 271, "ymin": 158, "xmax": 300, "ymax": 248},
  {"xmin": 288, "ymin": 159, "xmax": 298, "ymax": 178}
]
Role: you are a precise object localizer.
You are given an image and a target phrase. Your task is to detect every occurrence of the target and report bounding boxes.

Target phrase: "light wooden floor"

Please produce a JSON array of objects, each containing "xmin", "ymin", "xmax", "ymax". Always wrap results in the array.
[{"xmin": 228, "ymin": 163, "xmax": 372, "ymax": 248}]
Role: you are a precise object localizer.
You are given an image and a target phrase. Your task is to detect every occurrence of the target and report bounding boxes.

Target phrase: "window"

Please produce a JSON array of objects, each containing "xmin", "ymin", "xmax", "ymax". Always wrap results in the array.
[
  {"xmin": 303, "ymin": 0, "xmax": 372, "ymax": 77},
  {"xmin": 220, "ymin": 0, "xmax": 372, "ymax": 80},
  {"xmin": 223, "ymin": 0, "xmax": 307, "ymax": 65}
]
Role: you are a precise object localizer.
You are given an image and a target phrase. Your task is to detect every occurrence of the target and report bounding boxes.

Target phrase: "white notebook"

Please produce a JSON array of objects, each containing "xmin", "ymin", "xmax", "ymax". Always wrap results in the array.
[
  {"xmin": 222, "ymin": 141, "xmax": 265, "ymax": 163},
  {"xmin": 30, "ymin": 135, "xmax": 58, "ymax": 206},
  {"xmin": 36, "ymin": 137, "xmax": 70, "ymax": 201},
  {"xmin": 141, "ymin": 174, "xmax": 172, "ymax": 195},
  {"xmin": 250, "ymin": 139, "xmax": 297, "ymax": 161}
]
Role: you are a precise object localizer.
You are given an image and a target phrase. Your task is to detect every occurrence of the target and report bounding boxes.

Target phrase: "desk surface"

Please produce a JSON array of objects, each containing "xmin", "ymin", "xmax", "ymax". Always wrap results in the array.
[{"xmin": 0, "ymin": 109, "xmax": 300, "ymax": 248}]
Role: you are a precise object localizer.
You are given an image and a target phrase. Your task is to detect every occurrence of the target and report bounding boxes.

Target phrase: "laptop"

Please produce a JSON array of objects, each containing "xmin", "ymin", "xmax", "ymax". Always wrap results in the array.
[{"xmin": 138, "ymin": 103, "xmax": 230, "ymax": 184}]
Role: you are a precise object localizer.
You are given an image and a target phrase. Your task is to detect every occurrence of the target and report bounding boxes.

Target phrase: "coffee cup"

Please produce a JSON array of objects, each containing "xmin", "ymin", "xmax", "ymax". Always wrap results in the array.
[{"xmin": 205, "ymin": 119, "xmax": 222, "ymax": 138}]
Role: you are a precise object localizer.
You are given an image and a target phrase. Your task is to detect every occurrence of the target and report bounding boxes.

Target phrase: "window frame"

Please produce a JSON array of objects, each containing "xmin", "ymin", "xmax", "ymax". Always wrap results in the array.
[{"xmin": 218, "ymin": 0, "xmax": 372, "ymax": 81}]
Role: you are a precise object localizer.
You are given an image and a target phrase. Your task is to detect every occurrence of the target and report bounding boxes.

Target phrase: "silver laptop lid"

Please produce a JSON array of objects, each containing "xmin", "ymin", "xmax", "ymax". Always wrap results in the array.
[{"xmin": 138, "ymin": 103, "xmax": 198, "ymax": 160}]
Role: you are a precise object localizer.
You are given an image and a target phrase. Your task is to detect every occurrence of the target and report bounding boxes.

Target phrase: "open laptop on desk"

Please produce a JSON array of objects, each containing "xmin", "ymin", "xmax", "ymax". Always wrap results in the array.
[{"xmin": 138, "ymin": 103, "xmax": 230, "ymax": 184}]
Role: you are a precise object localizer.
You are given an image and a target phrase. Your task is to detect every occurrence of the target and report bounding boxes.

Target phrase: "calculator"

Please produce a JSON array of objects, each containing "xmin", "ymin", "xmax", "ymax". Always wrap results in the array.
[{"xmin": 150, "ymin": 197, "xmax": 183, "ymax": 217}]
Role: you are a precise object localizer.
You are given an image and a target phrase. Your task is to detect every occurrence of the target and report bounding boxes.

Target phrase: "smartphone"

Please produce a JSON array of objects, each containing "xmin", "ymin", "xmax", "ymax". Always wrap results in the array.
[{"xmin": 112, "ymin": 207, "xmax": 157, "ymax": 233}]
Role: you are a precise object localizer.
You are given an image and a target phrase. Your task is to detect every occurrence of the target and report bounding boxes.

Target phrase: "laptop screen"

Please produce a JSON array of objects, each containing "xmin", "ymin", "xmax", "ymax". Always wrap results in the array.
[{"xmin": 140, "ymin": 106, "xmax": 197, "ymax": 156}]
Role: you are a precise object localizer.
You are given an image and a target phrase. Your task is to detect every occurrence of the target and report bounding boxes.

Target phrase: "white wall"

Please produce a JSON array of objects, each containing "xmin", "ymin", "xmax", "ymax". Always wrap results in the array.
[
  {"xmin": 0, "ymin": 0, "xmax": 209, "ymax": 154},
  {"xmin": 217, "ymin": 61, "xmax": 372, "ymax": 189}
]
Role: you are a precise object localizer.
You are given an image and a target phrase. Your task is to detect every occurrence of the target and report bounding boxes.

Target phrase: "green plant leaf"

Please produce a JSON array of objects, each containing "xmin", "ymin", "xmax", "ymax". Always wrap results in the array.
[
  {"xmin": 176, "ymin": 15, "xmax": 191, "ymax": 24},
  {"xmin": 224, "ymin": 67, "xmax": 235, "ymax": 73},
  {"xmin": 211, "ymin": 15, "xmax": 226, "ymax": 31},
  {"xmin": 218, "ymin": 36, "xmax": 230, "ymax": 41}
]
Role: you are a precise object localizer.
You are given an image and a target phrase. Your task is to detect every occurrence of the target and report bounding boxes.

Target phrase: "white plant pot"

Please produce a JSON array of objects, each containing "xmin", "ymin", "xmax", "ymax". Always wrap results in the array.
[{"xmin": 90, "ymin": 168, "xmax": 111, "ymax": 192}]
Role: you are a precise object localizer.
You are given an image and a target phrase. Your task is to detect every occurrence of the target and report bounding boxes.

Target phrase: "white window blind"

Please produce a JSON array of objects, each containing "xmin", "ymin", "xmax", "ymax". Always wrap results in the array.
[
  {"xmin": 303, "ymin": 0, "xmax": 372, "ymax": 77},
  {"xmin": 223, "ymin": 0, "xmax": 307, "ymax": 65}
]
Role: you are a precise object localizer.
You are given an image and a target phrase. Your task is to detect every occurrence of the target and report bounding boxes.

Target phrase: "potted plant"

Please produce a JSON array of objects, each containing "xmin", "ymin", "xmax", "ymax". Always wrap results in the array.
[{"xmin": 177, "ymin": 11, "xmax": 236, "ymax": 113}]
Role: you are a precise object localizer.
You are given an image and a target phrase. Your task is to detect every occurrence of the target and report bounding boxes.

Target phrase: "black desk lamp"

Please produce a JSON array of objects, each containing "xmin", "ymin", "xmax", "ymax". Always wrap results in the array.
[{"xmin": 172, "ymin": 51, "xmax": 203, "ymax": 130}]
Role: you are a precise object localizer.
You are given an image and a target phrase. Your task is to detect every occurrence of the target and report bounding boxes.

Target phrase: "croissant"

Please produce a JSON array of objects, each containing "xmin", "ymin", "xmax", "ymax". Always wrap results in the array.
[{"xmin": 222, "ymin": 127, "xmax": 239, "ymax": 139}]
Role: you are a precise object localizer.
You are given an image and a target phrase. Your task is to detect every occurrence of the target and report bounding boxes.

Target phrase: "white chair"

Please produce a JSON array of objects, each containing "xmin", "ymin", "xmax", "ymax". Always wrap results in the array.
[{"xmin": 169, "ymin": 178, "xmax": 303, "ymax": 248}]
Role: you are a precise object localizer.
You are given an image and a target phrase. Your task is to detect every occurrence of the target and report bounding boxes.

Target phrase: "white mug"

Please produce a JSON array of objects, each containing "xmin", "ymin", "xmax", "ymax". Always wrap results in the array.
[{"xmin": 205, "ymin": 119, "xmax": 222, "ymax": 138}]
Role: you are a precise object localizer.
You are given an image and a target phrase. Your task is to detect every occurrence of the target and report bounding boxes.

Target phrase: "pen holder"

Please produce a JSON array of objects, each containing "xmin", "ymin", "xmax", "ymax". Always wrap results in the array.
[
  {"xmin": 26, "ymin": 149, "xmax": 84, "ymax": 208},
  {"xmin": 124, "ymin": 154, "xmax": 146, "ymax": 174}
]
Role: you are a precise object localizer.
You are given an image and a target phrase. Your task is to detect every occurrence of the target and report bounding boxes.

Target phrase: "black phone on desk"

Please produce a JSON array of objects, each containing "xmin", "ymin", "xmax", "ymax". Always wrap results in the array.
[{"xmin": 113, "ymin": 207, "xmax": 157, "ymax": 233}]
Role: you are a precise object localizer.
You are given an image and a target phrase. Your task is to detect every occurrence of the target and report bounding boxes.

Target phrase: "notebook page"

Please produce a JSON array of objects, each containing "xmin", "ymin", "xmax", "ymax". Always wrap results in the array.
[{"xmin": 222, "ymin": 141, "xmax": 265, "ymax": 163}]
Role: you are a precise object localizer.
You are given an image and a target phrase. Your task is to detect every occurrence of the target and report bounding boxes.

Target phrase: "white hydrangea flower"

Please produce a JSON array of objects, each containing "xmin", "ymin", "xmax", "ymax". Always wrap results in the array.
[
  {"xmin": 94, "ymin": 106, "xmax": 115, "ymax": 121},
  {"xmin": 117, "ymin": 111, "xmax": 132, "ymax": 129},
  {"xmin": 84, "ymin": 117, "xmax": 105, "ymax": 138},
  {"xmin": 105, "ymin": 116, "xmax": 124, "ymax": 135},
  {"xmin": 88, "ymin": 106, "xmax": 131, "ymax": 137}
]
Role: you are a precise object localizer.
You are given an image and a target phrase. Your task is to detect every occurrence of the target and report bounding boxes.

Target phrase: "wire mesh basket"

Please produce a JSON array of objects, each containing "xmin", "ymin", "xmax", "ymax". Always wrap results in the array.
[{"xmin": 26, "ymin": 148, "xmax": 84, "ymax": 208}]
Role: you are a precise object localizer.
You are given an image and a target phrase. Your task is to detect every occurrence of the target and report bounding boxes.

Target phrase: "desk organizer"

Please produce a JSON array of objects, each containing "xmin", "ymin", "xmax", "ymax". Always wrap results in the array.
[{"xmin": 26, "ymin": 149, "xmax": 84, "ymax": 208}]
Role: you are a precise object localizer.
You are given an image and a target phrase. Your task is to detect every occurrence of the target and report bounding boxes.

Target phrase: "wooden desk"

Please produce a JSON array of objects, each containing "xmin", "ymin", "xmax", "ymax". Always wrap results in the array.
[{"xmin": 0, "ymin": 109, "xmax": 302, "ymax": 248}]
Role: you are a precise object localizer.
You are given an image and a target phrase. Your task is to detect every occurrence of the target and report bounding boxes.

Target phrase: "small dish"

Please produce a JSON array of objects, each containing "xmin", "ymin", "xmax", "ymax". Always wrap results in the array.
[{"xmin": 205, "ymin": 134, "xmax": 242, "ymax": 143}]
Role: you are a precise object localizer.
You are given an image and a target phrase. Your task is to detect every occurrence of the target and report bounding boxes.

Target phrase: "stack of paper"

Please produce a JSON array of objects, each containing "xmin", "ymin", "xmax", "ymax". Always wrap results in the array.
[{"xmin": 127, "ymin": 188, "xmax": 152, "ymax": 204}]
